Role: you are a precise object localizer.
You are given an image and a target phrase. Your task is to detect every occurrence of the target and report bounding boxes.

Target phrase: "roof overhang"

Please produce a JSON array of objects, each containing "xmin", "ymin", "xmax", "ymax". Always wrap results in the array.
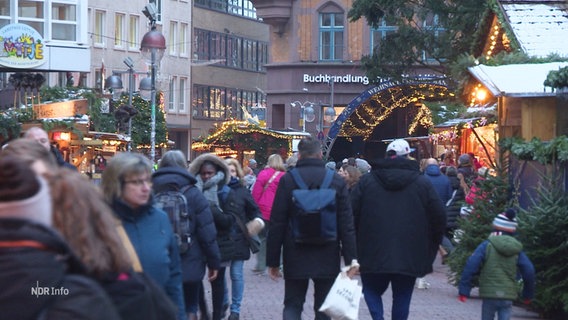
[{"xmin": 468, "ymin": 62, "xmax": 568, "ymax": 97}]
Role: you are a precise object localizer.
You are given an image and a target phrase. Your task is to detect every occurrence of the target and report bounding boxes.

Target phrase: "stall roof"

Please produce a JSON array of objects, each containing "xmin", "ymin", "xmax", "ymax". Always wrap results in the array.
[{"xmin": 468, "ymin": 62, "xmax": 568, "ymax": 97}]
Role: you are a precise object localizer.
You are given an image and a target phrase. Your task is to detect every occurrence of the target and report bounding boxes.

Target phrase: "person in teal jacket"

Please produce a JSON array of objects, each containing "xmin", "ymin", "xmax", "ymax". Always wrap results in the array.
[
  {"xmin": 101, "ymin": 152, "xmax": 185, "ymax": 320},
  {"xmin": 458, "ymin": 208, "xmax": 535, "ymax": 320}
]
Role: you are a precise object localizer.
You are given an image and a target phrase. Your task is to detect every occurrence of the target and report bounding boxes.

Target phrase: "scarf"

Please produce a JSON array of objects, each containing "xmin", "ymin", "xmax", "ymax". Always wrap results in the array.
[{"xmin": 195, "ymin": 171, "xmax": 225, "ymax": 208}]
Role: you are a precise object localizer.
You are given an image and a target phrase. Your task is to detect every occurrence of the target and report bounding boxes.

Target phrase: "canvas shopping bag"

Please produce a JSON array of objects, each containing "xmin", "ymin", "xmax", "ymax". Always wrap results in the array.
[{"xmin": 319, "ymin": 272, "xmax": 363, "ymax": 320}]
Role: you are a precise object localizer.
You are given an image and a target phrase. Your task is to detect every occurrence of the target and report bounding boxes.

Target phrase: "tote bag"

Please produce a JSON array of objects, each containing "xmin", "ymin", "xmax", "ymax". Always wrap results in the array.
[{"xmin": 319, "ymin": 272, "xmax": 362, "ymax": 320}]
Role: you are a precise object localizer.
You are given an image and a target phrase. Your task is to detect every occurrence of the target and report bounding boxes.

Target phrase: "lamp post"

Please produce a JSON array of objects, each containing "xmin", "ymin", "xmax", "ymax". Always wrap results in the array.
[
  {"xmin": 321, "ymin": 80, "xmax": 337, "ymax": 132},
  {"xmin": 290, "ymin": 101, "xmax": 316, "ymax": 132},
  {"xmin": 140, "ymin": 5, "xmax": 165, "ymax": 163}
]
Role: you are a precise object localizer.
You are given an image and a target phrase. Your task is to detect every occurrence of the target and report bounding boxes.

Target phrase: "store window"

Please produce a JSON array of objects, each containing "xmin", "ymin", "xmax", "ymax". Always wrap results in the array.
[
  {"xmin": 193, "ymin": 84, "xmax": 265, "ymax": 121},
  {"xmin": 319, "ymin": 12, "xmax": 344, "ymax": 61}
]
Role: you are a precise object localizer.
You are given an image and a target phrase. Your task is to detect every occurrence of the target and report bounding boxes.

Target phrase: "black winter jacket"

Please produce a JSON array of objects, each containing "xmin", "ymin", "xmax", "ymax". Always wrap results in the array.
[
  {"xmin": 351, "ymin": 157, "xmax": 447, "ymax": 278},
  {"xmin": 152, "ymin": 166, "xmax": 221, "ymax": 282},
  {"xmin": 0, "ymin": 219, "xmax": 121, "ymax": 320},
  {"xmin": 266, "ymin": 158, "xmax": 358, "ymax": 280}
]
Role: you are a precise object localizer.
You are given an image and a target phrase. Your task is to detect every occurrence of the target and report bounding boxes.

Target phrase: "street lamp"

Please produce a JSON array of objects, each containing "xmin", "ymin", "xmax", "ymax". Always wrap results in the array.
[
  {"xmin": 291, "ymin": 101, "xmax": 316, "ymax": 132},
  {"xmin": 104, "ymin": 75, "xmax": 123, "ymax": 100},
  {"xmin": 140, "ymin": 3, "xmax": 166, "ymax": 163}
]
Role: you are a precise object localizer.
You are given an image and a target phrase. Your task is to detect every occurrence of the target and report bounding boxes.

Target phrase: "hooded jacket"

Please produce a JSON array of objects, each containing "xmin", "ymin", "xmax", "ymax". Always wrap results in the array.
[
  {"xmin": 251, "ymin": 167, "xmax": 285, "ymax": 221},
  {"xmin": 188, "ymin": 153, "xmax": 238, "ymax": 262},
  {"xmin": 152, "ymin": 166, "xmax": 221, "ymax": 282},
  {"xmin": 351, "ymin": 157, "xmax": 447, "ymax": 277},
  {"xmin": 0, "ymin": 218, "xmax": 121, "ymax": 320},
  {"xmin": 459, "ymin": 235, "xmax": 535, "ymax": 301}
]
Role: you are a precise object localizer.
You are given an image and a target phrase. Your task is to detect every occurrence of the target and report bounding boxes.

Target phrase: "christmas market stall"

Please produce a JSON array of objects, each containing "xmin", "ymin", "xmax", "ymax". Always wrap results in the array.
[{"xmin": 191, "ymin": 120, "xmax": 310, "ymax": 166}]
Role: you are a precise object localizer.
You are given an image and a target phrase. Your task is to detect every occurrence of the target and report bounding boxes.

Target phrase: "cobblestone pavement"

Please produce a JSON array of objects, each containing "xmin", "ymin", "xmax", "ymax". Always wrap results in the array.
[{"xmin": 203, "ymin": 255, "xmax": 542, "ymax": 320}]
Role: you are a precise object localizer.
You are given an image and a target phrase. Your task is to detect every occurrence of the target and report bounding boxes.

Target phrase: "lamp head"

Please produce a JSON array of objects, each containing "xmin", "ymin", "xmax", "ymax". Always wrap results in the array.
[
  {"xmin": 139, "ymin": 77, "xmax": 152, "ymax": 101},
  {"xmin": 142, "ymin": 3, "xmax": 158, "ymax": 23}
]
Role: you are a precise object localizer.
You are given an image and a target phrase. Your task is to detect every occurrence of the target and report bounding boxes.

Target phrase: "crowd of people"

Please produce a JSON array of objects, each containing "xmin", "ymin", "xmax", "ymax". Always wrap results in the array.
[{"xmin": 0, "ymin": 128, "xmax": 535, "ymax": 320}]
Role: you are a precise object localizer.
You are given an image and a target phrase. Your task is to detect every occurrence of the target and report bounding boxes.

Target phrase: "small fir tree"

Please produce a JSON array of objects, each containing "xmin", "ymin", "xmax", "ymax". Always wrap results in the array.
[{"xmin": 518, "ymin": 167, "xmax": 568, "ymax": 319}]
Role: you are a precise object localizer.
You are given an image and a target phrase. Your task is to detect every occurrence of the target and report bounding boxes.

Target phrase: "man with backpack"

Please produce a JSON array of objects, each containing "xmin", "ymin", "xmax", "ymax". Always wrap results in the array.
[
  {"xmin": 152, "ymin": 150, "xmax": 221, "ymax": 320},
  {"xmin": 266, "ymin": 136, "xmax": 359, "ymax": 320}
]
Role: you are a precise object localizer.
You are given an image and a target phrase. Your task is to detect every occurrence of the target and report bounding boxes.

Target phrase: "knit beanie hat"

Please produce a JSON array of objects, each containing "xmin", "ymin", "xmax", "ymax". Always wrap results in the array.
[
  {"xmin": 492, "ymin": 208, "xmax": 517, "ymax": 234},
  {"xmin": 458, "ymin": 153, "xmax": 471, "ymax": 166},
  {"xmin": 0, "ymin": 156, "xmax": 52, "ymax": 226}
]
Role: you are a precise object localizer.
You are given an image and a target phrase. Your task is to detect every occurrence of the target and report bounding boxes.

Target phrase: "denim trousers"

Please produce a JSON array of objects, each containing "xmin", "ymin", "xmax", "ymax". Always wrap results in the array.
[
  {"xmin": 360, "ymin": 273, "xmax": 416, "ymax": 320},
  {"xmin": 481, "ymin": 298, "xmax": 513, "ymax": 320},
  {"xmin": 283, "ymin": 277, "xmax": 335, "ymax": 320},
  {"xmin": 229, "ymin": 260, "xmax": 245, "ymax": 314},
  {"xmin": 254, "ymin": 224, "xmax": 268, "ymax": 271}
]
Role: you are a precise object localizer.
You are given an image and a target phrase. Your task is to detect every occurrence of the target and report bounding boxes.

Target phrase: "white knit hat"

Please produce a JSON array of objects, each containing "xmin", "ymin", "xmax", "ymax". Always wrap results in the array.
[{"xmin": 0, "ymin": 165, "xmax": 52, "ymax": 227}]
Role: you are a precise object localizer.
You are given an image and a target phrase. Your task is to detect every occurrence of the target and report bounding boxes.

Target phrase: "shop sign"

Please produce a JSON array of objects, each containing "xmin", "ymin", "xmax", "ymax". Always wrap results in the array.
[
  {"xmin": 70, "ymin": 139, "xmax": 103, "ymax": 146},
  {"xmin": 34, "ymin": 99, "xmax": 88, "ymax": 119},
  {"xmin": 0, "ymin": 23, "xmax": 47, "ymax": 68},
  {"xmin": 102, "ymin": 145, "xmax": 116, "ymax": 152},
  {"xmin": 303, "ymin": 74, "xmax": 369, "ymax": 85}
]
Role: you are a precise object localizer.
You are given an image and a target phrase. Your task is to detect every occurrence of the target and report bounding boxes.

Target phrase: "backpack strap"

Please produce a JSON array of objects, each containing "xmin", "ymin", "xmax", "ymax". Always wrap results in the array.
[
  {"xmin": 321, "ymin": 169, "xmax": 334, "ymax": 189},
  {"xmin": 290, "ymin": 168, "xmax": 308, "ymax": 190},
  {"xmin": 290, "ymin": 168, "xmax": 335, "ymax": 189}
]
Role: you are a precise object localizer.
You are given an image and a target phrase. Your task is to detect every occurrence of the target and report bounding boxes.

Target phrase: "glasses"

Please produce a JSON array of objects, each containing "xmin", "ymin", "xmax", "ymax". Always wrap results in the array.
[{"xmin": 123, "ymin": 178, "xmax": 153, "ymax": 187}]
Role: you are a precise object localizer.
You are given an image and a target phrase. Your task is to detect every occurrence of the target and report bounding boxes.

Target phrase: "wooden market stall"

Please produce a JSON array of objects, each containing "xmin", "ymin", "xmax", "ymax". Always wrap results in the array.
[{"xmin": 191, "ymin": 120, "xmax": 310, "ymax": 166}]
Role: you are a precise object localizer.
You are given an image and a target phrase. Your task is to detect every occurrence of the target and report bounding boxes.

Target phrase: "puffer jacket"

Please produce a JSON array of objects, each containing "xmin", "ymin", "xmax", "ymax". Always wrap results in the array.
[
  {"xmin": 152, "ymin": 166, "xmax": 221, "ymax": 282},
  {"xmin": 0, "ymin": 218, "xmax": 121, "ymax": 320},
  {"xmin": 251, "ymin": 167, "xmax": 285, "ymax": 221},
  {"xmin": 351, "ymin": 157, "xmax": 447, "ymax": 277}
]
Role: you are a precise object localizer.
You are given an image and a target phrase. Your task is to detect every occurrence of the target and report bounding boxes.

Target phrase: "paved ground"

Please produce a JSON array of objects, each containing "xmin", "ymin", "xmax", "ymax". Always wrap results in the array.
[{"xmin": 202, "ymin": 254, "xmax": 542, "ymax": 320}]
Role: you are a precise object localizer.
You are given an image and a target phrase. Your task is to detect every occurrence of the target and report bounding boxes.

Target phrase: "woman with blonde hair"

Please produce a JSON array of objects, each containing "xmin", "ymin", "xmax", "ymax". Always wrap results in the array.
[
  {"xmin": 101, "ymin": 152, "xmax": 185, "ymax": 320},
  {"xmin": 338, "ymin": 164, "xmax": 362, "ymax": 192},
  {"xmin": 250, "ymin": 153, "xmax": 286, "ymax": 273}
]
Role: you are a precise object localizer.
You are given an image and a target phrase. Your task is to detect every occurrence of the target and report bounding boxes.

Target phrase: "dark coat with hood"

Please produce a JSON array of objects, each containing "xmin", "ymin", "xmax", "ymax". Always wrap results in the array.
[
  {"xmin": 152, "ymin": 166, "xmax": 221, "ymax": 282},
  {"xmin": 0, "ymin": 218, "xmax": 121, "ymax": 320},
  {"xmin": 189, "ymin": 153, "xmax": 238, "ymax": 262},
  {"xmin": 224, "ymin": 176, "xmax": 262, "ymax": 261},
  {"xmin": 445, "ymin": 169, "xmax": 465, "ymax": 230},
  {"xmin": 266, "ymin": 157, "xmax": 358, "ymax": 279},
  {"xmin": 351, "ymin": 157, "xmax": 447, "ymax": 277}
]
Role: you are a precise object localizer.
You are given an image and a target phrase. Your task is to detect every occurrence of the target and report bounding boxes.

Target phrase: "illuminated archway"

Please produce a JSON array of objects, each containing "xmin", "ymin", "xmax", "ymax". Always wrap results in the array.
[{"xmin": 323, "ymin": 77, "xmax": 450, "ymax": 159}]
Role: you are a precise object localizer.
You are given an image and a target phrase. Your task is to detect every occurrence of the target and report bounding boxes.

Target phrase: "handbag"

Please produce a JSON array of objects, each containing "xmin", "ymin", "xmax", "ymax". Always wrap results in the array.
[
  {"xmin": 230, "ymin": 212, "xmax": 262, "ymax": 254},
  {"xmin": 319, "ymin": 272, "xmax": 362, "ymax": 320}
]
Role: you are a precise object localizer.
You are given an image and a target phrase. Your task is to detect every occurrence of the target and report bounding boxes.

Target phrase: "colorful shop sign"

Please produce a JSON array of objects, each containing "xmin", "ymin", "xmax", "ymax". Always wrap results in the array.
[{"xmin": 0, "ymin": 23, "xmax": 47, "ymax": 68}]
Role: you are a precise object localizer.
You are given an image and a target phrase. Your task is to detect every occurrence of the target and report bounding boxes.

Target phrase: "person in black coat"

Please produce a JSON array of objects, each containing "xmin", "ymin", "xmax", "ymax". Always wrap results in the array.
[
  {"xmin": 350, "ymin": 139, "xmax": 447, "ymax": 320},
  {"xmin": 152, "ymin": 150, "xmax": 221, "ymax": 320},
  {"xmin": 266, "ymin": 136, "xmax": 359, "ymax": 320}
]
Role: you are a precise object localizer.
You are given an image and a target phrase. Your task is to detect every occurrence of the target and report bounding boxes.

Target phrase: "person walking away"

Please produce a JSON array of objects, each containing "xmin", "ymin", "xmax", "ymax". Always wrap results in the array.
[
  {"xmin": 101, "ymin": 152, "xmax": 186, "ymax": 320},
  {"xmin": 266, "ymin": 136, "xmax": 359, "ymax": 320},
  {"xmin": 459, "ymin": 208, "xmax": 535, "ymax": 320},
  {"xmin": 188, "ymin": 153, "xmax": 233, "ymax": 320},
  {"xmin": 338, "ymin": 164, "xmax": 362, "ymax": 193},
  {"xmin": 350, "ymin": 139, "xmax": 447, "ymax": 320},
  {"xmin": 0, "ymin": 156, "xmax": 121, "ymax": 320},
  {"xmin": 223, "ymin": 158, "xmax": 264, "ymax": 320},
  {"xmin": 250, "ymin": 153, "xmax": 286, "ymax": 274},
  {"xmin": 152, "ymin": 150, "xmax": 221, "ymax": 320}
]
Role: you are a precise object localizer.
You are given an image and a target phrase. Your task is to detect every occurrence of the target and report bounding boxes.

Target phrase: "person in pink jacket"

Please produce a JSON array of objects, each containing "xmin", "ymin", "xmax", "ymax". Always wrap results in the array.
[{"xmin": 250, "ymin": 154, "xmax": 286, "ymax": 273}]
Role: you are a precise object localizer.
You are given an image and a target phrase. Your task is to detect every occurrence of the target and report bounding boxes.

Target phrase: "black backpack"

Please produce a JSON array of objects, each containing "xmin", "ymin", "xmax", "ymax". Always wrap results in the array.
[
  {"xmin": 154, "ymin": 185, "xmax": 193, "ymax": 254},
  {"xmin": 289, "ymin": 168, "xmax": 338, "ymax": 245}
]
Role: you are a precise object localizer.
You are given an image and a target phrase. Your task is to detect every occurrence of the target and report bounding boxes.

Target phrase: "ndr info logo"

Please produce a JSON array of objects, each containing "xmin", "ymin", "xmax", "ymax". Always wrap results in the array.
[{"xmin": 31, "ymin": 281, "xmax": 69, "ymax": 298}]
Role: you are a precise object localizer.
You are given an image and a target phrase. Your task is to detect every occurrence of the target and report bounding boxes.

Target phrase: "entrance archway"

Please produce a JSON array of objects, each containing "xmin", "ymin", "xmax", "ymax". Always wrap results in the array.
[{"xmin": 323, "ymin": 77, "xmax": 449, "ymax": 160}]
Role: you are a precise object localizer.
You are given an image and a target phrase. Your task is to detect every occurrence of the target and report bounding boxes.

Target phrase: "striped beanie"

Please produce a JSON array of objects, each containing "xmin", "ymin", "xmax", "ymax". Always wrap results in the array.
[{"xmin": 492, "ymin": 208, "xmax": 517, "ymax": 234}]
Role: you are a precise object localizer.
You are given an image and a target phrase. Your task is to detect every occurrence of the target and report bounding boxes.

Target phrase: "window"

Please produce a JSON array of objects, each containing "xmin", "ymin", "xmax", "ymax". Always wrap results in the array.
[
  {"xmin": 128, "ymin": 15, "xmax": 139, "ymax": 50},
  {"xmin": 51, "ymin": 1, "xmax": 77, "ymax": 41},
  {"xmin": 114, "ymin": 13, "xmax": 125, "ymax": 48},
  {"xmin": 195, "ymin": 0, "xmax": 257, "ymax": 20},
  {"xmin": 18, "ymin": 0, "xmax": 45, "ymax": 34},
  {"xmin": 422, "ymin": 14, "xmax": 446, "ymax": 62},
  {"xmin": 169, "ymin": 76, "xmax": 176, "ymax": 111},
  {"xmin": 371, "ymin": 18, "xmax": 397, "ymax": 54},
  {"xmin": 179, "ymin": 78, "xmax": 186, "ymax": 112},
  {"xmin": 169, "ymin": 21, "xmax": 177, "ymax": 55},
  {"xmin": 154, "ymin": 0, "xmax": 162, "ymax": 23},
  {"xmin": 94, "ymin": 10, "xmax": 105, "ymax": 46},
  {"xmin": 319, "ymin": 12, "xmax": 344, "ymax": 61},
  {"xmin": 0, "ymin": 1, "xmax": 10, "ymax": 29},
  {"xmin": 179, "ymin": 23, "xmax": 188, "ymax": 56},
  {"xmin": 193, "ymin": 84, "xmax": 266, "ymax": 120}
]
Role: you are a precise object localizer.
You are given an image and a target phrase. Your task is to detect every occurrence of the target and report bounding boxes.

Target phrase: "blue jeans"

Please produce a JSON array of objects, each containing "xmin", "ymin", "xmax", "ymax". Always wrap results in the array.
[
  {"xmin": 283, "ymin": 277, "xmax": 335, "ymax": 320},
  {"xmin": 229, "ymin": 260, "xmax": 244, "ymax": 314},
  {"xmin": 482, "ymin": 298, "xmax": 513, "ymax": 320},
  {"xmin": 360, "ymin": 273, "xmax": 416, "ymax": 320}
]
